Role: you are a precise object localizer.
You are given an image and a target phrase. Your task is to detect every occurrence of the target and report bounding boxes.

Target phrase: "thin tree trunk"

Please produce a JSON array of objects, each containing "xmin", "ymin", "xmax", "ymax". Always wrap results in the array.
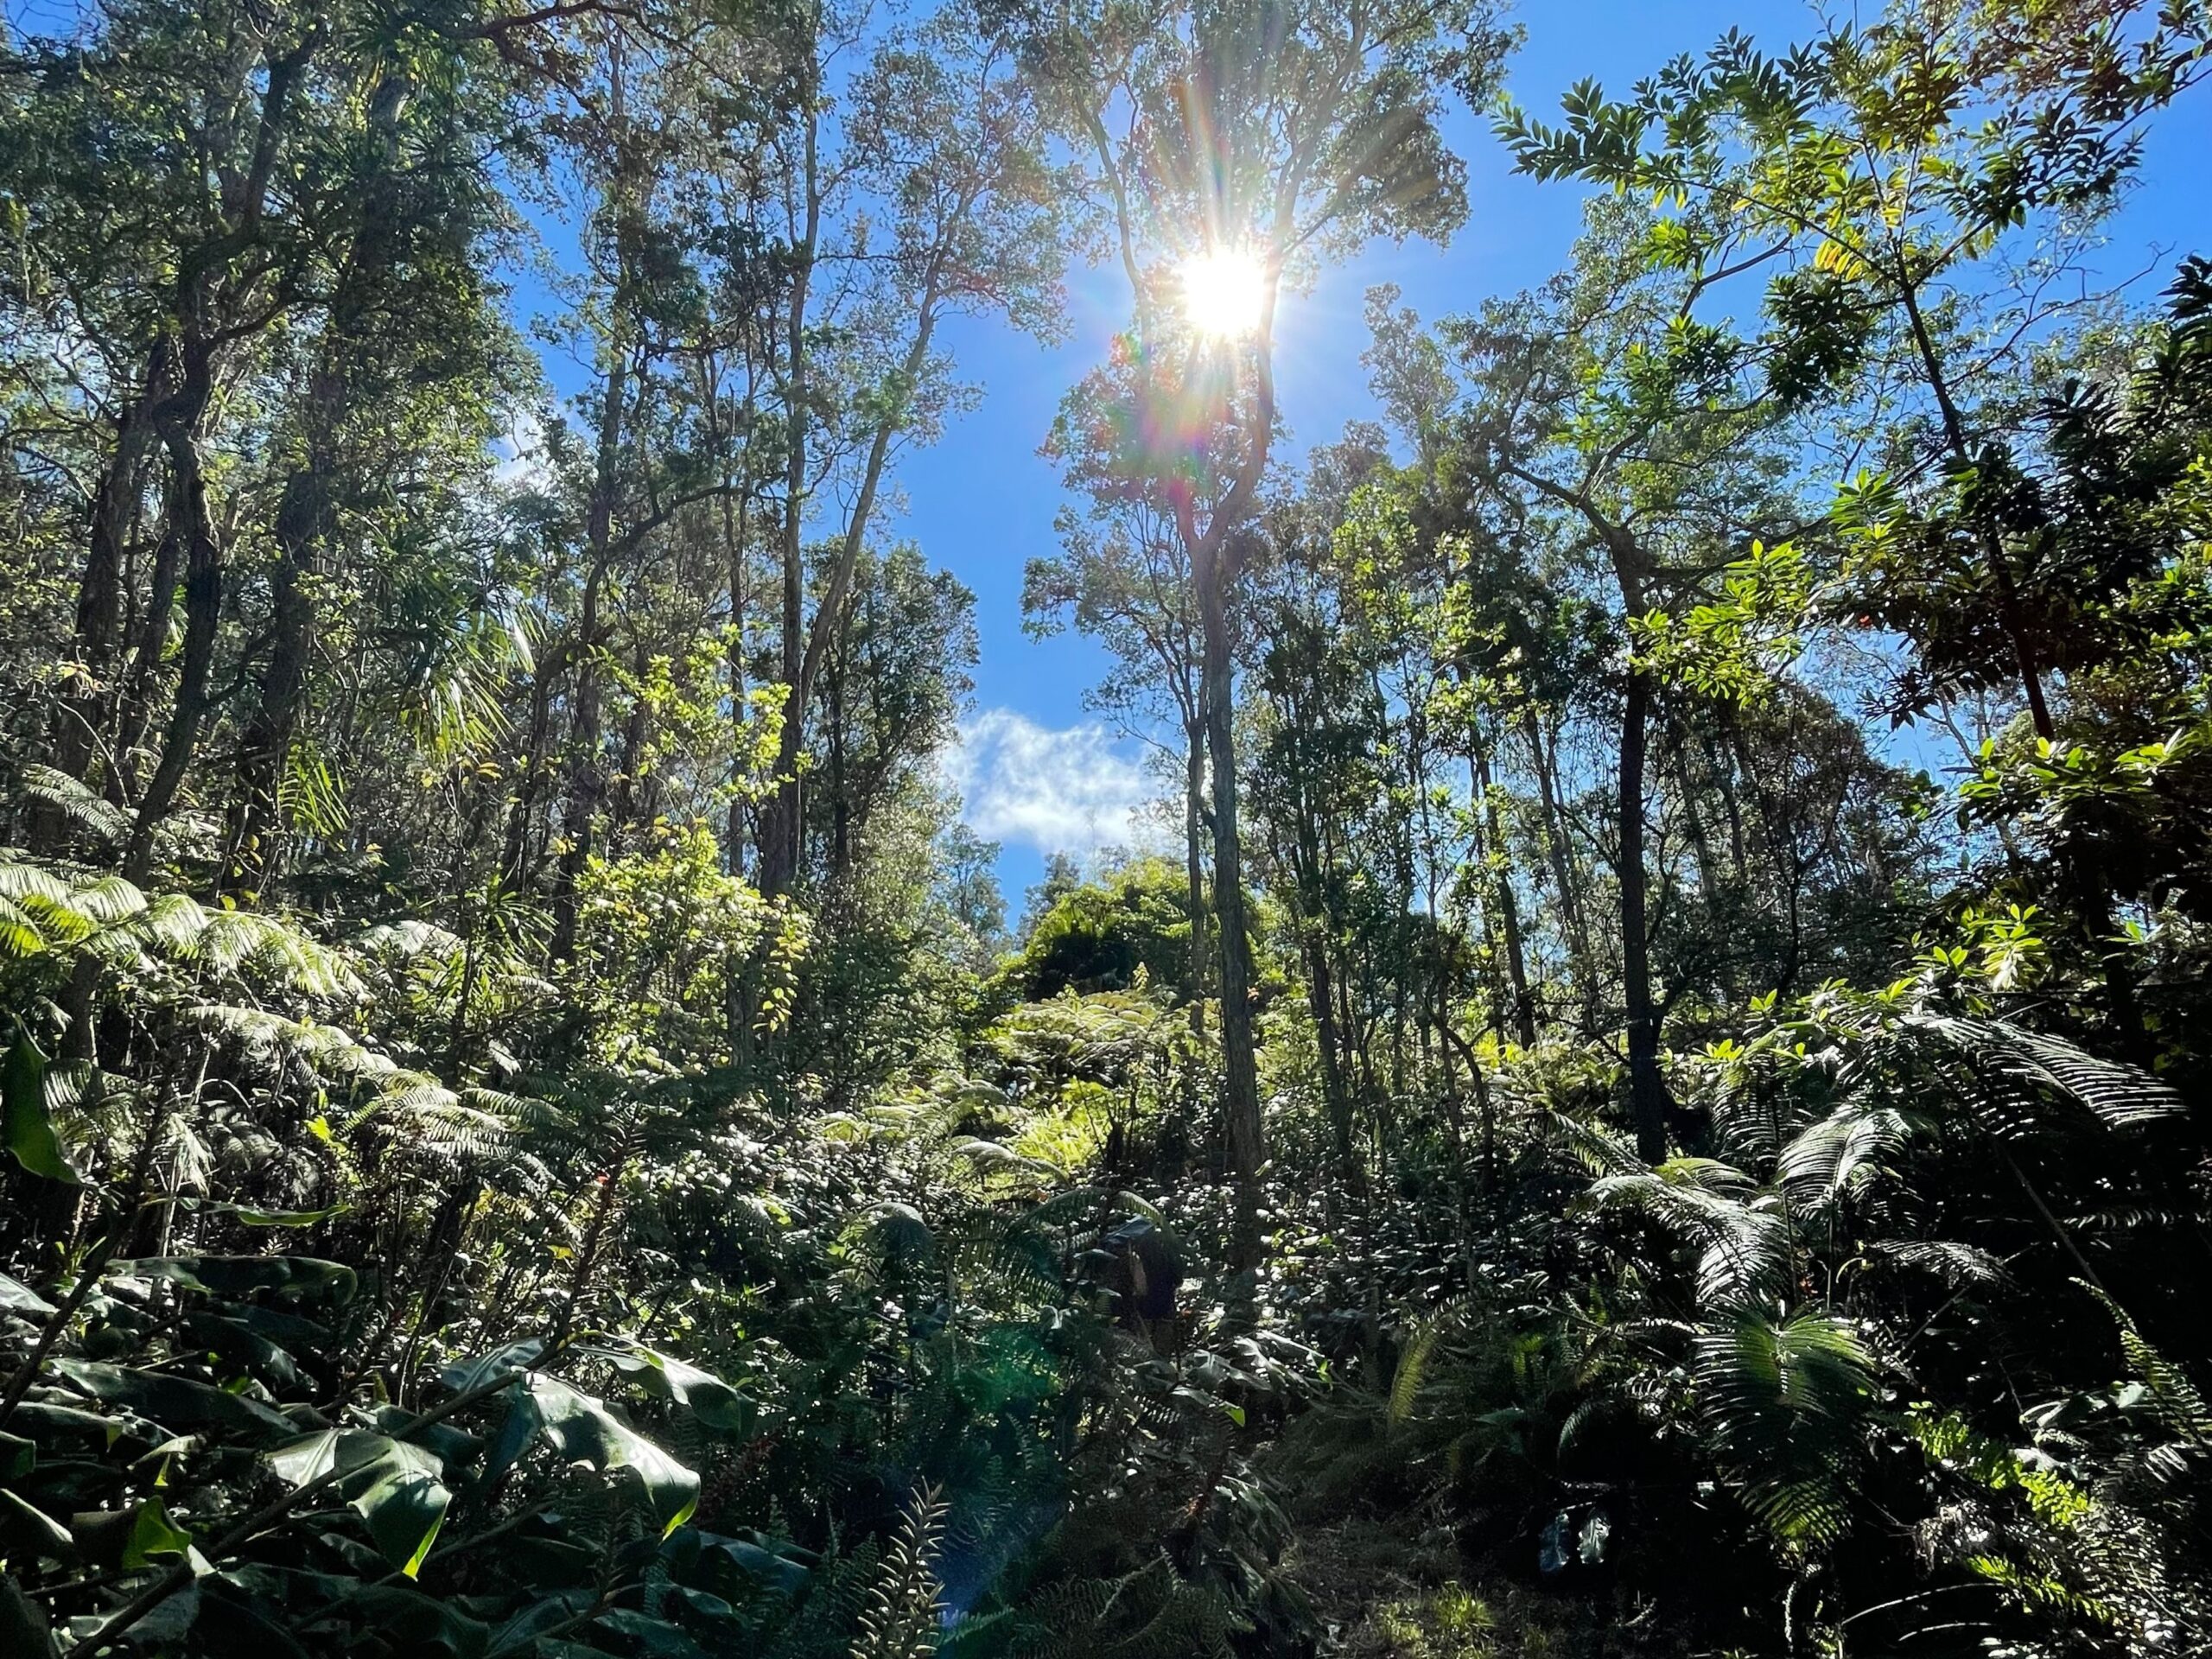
[
  {"xmin": 1471, "ymin": 728, "xmax": 1536, "ymax": 1048},
  {"xmin": 1183, "ymin": 721, "xmax": 1209, "ymax": 1009},
  {"xmin": 550, "ymin": 346, "xmax": 627, "ymax": 961},
  {"xmin": 1195, "ymin": 536, "xmax": 1263, "ymax": 1271},
  {"xmin": 1618, "ymin": 658, "xmax": 1667, "ymax": 1161},
  {"xmin": 125, "ymin": 403, "xmax": 222, "ymax": 883},
  {"xmin": 761, "ymin": 99, "xmax": 821, "ymax": 900},
  {"xmin": 1526, "ymin": 711, "xmax": 1599, "ymax": 1030},
  {"xmin": 39, "ymin": 378, "xmax": 165, "ymax": 843}
]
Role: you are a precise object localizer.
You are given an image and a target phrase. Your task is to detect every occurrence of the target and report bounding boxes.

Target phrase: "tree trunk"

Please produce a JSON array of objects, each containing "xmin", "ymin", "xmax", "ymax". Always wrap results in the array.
[
  {"xmin": 1183, "ymin": 721, "xmax": 1209, "ymax": 1007},
  {"xmin": 760, "ymin": 279, "xmax": 941, "ymax": 896},
  {"xmin": 1471, "ymin": 728, "xmax": 1536, "ymax": 1049},
  {"xmin": 36, "ymin": 372, "xmax": 167, "ymax": 846},
  {"xmin": 1618, "ymin": 660, "xmax": 1667, "ymax": 1161},
  {"xmin": 125, "ymin": 398, "xmax": 223, "ymax": 883},
  {"xmin": 1526, "ymin": 711, "xmax": 1599, "ymax": 1031},
  {"xmin": 223, "ymin": 435, "xmax": 327, "ymax": 896},
  {"xmin": 761, "ymin": 99, "xmax": 820, "ymax": 901},
  {"xmin": 1195, "ymin": 536, "xmax": 1263, "ymax": 1270}
]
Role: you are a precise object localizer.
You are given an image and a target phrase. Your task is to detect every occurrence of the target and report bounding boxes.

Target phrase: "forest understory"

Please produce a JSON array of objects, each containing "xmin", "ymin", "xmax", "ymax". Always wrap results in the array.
[{"xmin": 6, "ymin": 0, "xmax": 2212, "ymax": 1654}]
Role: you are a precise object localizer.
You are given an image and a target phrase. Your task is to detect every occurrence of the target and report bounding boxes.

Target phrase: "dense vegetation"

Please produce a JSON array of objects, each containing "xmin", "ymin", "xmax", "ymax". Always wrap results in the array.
[{"xmin": 5, "ymin": 0, "xmax": 2212, "ymax": 1653}]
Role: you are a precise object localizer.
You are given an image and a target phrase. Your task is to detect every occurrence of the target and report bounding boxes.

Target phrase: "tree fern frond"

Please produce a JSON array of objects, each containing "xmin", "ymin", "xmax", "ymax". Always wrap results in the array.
[
  {"xmin": 16, "ymin": 766, "xmax": 130, "ymax": 846},
  {"xmin": 1909, "ymin": 1015, "xmax": 2183, "ymax": 1130},
  {"xmin": 1588, "ymin": 1166, "xmax": 1790, "ymax": 1306},
  {"xmin": 1867, "ymin": 1239, "xmax": 2008, "ymax": 1287},
  {"xmin": 1694, "ymin": 1310, "xmax": 1877, "ymax": 1550},
  {"xmin": 1780, "ymin": 1101, "xmax": 1915, "ymax": 1206},
  {"xmin": 1548, "ymin": 1110, "xmax": 1645, "ymax": 1177},
  {"xmin": 2082, "ymin": 1284, "xmax": 2212, "ymax": 1445}
]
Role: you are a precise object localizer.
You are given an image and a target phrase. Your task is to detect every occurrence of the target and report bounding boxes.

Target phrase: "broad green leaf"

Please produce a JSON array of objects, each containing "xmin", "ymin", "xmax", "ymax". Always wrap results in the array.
[
  {"xmin": 439, "ymin": 1338, "xmax": 543, "ymax": 1393},
  {"xmin": 688, "ymin": 1531, "xmax": 810, "ymax": 1596},
  {"xmin": 351, "ymin": 1448, "xmax": 450, "ymax": 1578},
  {"xmin": 3, "ymin": 1036, "xmax": 79, "ymax": 1184},
  {"xmin": 268, "ymin": 1429, "xmax": 454, "ymax": 1578},
  {"xmin": 122, "ymin": 1497, "xmax": 195, "ymax": 1569},
  {"xmin": 120, "ymin": 1255, "xmax": 358, "ymax": 1305},
  {"xmin": 513, "ymin": 1375, "xmax": 699, "ymax": 1535},
  {"xmin": 51, "ymin": 1357, "xmax": 295, "ymax": 1434},
  {"xmin": 0, "ymin": 1490, "xmax": 73, "ymax": 1558},
  {"xmin": 172, "ymin": 1198, "xmax": 351, "ymax": 1228},
  {"xmin": 0, "ymin": 1270, "xmax": 56, "ymax": 1316},
  {"xmin": 5, "ymin": 1401, "xmax": 118, "ymax": 1448},
  {"xmin": 131, "ymin": 1578, "xmax": 203, "ymax": 1642},
  {"xmin": 327, "ymin": 1581, "xmax": 488, "ymax": 1655},
  {"xmin": 592, "ymin": 1342, "xmax": 750, "ymax": 1432},
  {"xmin": 0, "ymin": 1573, "xmax": 54, "ymax": 1656}
]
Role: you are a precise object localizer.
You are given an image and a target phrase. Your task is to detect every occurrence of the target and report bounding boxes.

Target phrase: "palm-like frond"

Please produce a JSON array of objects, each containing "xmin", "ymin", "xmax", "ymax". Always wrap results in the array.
[
  {"xmin": 1694, "ymin": 1310, "xmax": 1877, "ymax": 1548},
  {"xmin": 1907, "ymin": 1015, "xmax": 2183, "ymax": 1132},
  {"xmin": 1866, "ymin": 1238, "xmax": 2008, "ymax": 1287},
  {"xmin": 1779, "ymin": 1100, "xmax": 1916, "ymax": 1207},
  {"xmin": 1588, "ymin": 1160, "xmax": 1793, "ymax": 1306},
  {"xmin": 16, "ymin": 765, "xmax": 130, "ymax": 848}
]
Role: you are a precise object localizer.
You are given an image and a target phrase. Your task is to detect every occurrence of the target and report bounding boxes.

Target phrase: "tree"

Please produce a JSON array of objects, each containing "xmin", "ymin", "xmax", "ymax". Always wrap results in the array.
[
  {"xmin": 1020, "ymin": 0, "xmax": 1517, "ymax": 1266},
  {"xmin": 752, "ymin": 2, "xmax": 1079, "ymax": 899}
]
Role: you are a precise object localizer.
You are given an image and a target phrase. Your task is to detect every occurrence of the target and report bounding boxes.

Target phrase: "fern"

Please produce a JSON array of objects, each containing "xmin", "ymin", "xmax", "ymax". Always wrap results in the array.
[
  {"xmin": 849, "ymin": 1485, "xmax": 947, "ymax": 1659},
  {"xmin": 1694, "ymin": 1310, "xmax": 1877, "ymax": 1550},
  {"xmin": 2084, "ymin": 1285, "xmax": 2212, "ymax": 1446},
  {"xmin": 1908, "ymin": 1014, "xmax": 2184, "ymax": 1132},
  {"xmin": 16, "ymin": 764, "xmax": 130, "ymax": 848}
]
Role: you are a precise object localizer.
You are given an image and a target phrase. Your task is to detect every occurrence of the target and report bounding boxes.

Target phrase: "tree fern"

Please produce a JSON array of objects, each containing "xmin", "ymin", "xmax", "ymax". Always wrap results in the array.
[
  {"xmin": 1907, "ymin": 1014, "xmax": 2184, "ymax": 1132},
  {"xmin": 1694, "ymin": 1310, "xmax": 1877, "ymax": 1549},
  {"xmin": 16, "ymin": 765, "xmax": 130, "ymax": 849}
]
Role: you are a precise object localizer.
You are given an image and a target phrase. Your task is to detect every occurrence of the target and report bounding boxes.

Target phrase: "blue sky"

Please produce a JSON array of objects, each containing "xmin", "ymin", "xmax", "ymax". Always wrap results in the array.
[{"xmin": 912, "ymin": 0, "xmax": 2212, "ymax": 903}]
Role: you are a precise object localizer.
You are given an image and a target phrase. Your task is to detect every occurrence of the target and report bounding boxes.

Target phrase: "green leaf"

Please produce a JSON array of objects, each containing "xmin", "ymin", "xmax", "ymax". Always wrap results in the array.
[
  {"xmin": 122, "ymin": 1497, "xmax": 195, "ymax": 1569},
  {"xmin": 5, "ymin": 1401, "xmax": 119, "ymax": 1449},
  {"xmin": 0, "ymin": 1572, "xmax": 54, "ymax": 1657},
  {"xmin": 173, "ymin": 1199, "xmax": 351, "ymax": 1228},
  {"xmin": 0, "ymin": 1490, "xmax": 73, "ymax": 1559},
  {"xmin": 327, "ymin": 1582, "xmax": 487, "ymax": 1655},
  {"xmin": 269, "ymin": 1428, "xmax": 455, "ymax": 1577},
  {"xmin": 593, "ymin": 1342, "xmax": 751, "ymax": 1432},
  {"xmin": 3, "ymin": 1036, "xmax": 79, "ymax": 1184},
  {"xmin": 132, "ymin": 1578, "xmax": 203, "ymax": 1643},
  {"xmin": 0, "ymin": 1271, "xmax": 56, "ymax": 1316},
  {"xmin": 120, "ymin": 1255, "xmax": 358, "ymax": 1305},
  {"xmin": 686, "ymin": 1531, "xmax": 811, "ymax": 1596},
  {"xmin": 51, "ymin": 1358, "xmax": 295, "ymax": 1435},
  {"xmin": 512, "ymin": 1375, "xmax": 699, "ymax": 1535},
  {"xmin": 439, "ymin": 1338, "xmax": 543, "ymax": 1393},
  {"xmin": 352, "ymin": 1448, "xmax": 451, "ymax": 1579}
]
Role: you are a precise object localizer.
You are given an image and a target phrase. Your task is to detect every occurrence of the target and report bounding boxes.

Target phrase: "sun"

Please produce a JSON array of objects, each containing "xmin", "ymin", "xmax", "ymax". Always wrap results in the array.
[{"xmin": 1179, "ymin": 248, "xmax": 1268, "ymax": 340}]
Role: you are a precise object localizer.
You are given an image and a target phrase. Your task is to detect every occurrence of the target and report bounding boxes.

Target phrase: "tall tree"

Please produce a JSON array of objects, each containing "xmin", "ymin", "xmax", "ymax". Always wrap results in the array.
[{"xmin": 1022, "ymin": 0, "xmax": 1516, "ymax": 1265}]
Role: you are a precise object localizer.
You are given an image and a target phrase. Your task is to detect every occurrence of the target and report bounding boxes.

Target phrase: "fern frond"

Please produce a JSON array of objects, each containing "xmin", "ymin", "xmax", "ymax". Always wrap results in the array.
[
  {"xmin": 849, "ymin": 1485, "xmax": 945, "ymax": 1659},
  {"xmin": 1866, "ymin": 1238, "xmax": 2008, "ymax": 1287},
  {"xmin": 1780, "ymin": 1101, "xmax": 1915, "ymax": 1206},
  {"xmin": 1909, "ymin": 1015, "xmax": 2183, "ymax": 1131},
  {"xmin": 2082, "ymin": 1284, "xmax": 2212, "ymax": 1445},
  {"xmin": 16, "ymin": 765, "xmax": 130, "ymax": 846},
  {"xmin": 1694, "ymin": 1310, "xmax": 1877, "ymax": 1550}
]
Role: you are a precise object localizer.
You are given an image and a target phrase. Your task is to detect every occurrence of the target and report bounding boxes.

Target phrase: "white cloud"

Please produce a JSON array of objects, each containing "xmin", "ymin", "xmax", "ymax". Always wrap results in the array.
[
  {"xmin": 949, "ymin": 709, "xmax": 1160, "ymax": 858},
  {"xmin": 491, "ymin": 409, "xmax": 553, "ymax": 490}
]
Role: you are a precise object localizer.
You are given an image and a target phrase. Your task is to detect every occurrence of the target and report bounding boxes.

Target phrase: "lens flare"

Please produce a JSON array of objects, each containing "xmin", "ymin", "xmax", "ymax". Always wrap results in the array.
[{"xmin": 1179, "ymin": 249, "xmax": 1267, "ymax": 340}]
